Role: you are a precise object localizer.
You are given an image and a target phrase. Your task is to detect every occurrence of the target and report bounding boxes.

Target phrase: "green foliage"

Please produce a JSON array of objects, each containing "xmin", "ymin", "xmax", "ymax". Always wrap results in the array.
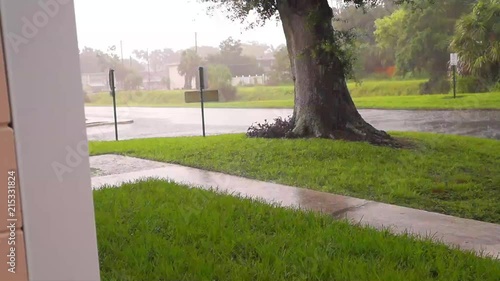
[
  {"xmin": 267, "ymin": 46, "xmax": 292, "ymax": 85},
  {"xmin": 90, "ymin": 133, "xmax": 500, "ymax": 223},
  {"xmin": 450, "ymin": 0, "xmax": 500, "ymax": 87},
  {"xmin": 161, "ymin": 76, "xmax": 170, "ymax": 89},
  {"xmin": 123, "ymin": 71, "xmax": 143, "ymax": 90},
  {"xmin": 419, "ymin": 78, "xmax": 451, "ymax": 95},
  {"xmin": 374, "ymin": 0, "xmax": 476, "ymax": 93},
  {"xmin": 178, "ymin": 49, "xmax": 202, "ymax": 89},
  {"xmin": 456, "ymin": 76, "xmax": 490, "ymax": 93},
  {"xmin": 84, "ymin": 92, "xmax": 92, "ymax": 103},
  {"xmin": 374, "ymin": 9, "xmax": 407, "ymax": 72},
  {"xmin": 199, "ymin": 1, "xmax": 435, "ymax": 82},
  {"xmin": 208, "ymin": 64, "xmax": 232, "ymax": 86},
  {"xmin": 334, "ymin": 2, "xmax": 397, "ymax": 77},
  {"xmin": 207, "ymin": 37, "xmax": 263, "ymax": 76},
  {"xmin": 207, "ymin": 64, "xmax": 238, "ymax": 101}
]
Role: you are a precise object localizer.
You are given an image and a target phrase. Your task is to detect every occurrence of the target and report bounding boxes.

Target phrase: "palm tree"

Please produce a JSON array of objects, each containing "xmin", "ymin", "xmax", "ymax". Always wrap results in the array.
[
  {"xmin": 177, "ymin": 49, "xmax": 202, "ymax": 89},
  {"xmin": 450, "ymin": 0, "xmax": 500, "ymax": 84}
]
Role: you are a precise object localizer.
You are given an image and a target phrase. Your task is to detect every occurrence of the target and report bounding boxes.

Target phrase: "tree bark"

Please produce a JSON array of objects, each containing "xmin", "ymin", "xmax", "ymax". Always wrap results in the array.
[{"xmin": 277, "ymin": 0, "xmax": 394, "ymax": 145}]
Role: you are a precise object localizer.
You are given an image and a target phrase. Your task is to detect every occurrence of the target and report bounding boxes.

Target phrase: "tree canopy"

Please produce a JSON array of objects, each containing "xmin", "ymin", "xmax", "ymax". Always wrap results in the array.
[
  {"xmin": 206, "ymin": 37, "xmax": 263, "ymax": 76},
  {"xmin": 450, "ymin": 0, "xmax": 500, "ymax": 86},
  {"xmin": 178, "ymin": 49, "xmax": 202, "ymax": 89}
]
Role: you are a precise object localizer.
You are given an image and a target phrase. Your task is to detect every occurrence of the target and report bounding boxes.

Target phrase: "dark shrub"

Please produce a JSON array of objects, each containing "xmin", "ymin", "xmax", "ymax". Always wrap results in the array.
[
  {"xmin": 83, "ymin": 90, "xmax": 92, "ymax": 103},
  {"xmin": 218, "ymin": 84, "xmax": 238, "ymax": 102},
  {"xmin": 457, "ymin": 76, "xmax": 490, "ymax": 93},
  {"xmin": 246, "ymin": 116, "xmax": 295, "ymax": 138},
  {"xmin": 419, "ymin": 78, "xmax": 450, "ymax": 94}
]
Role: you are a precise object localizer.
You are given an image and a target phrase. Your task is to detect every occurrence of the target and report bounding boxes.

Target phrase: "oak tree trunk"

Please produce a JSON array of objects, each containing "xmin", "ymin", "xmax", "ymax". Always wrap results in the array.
[{"xmin": 277, "ymin": 0, "xmax": 394, "ymax": 145}]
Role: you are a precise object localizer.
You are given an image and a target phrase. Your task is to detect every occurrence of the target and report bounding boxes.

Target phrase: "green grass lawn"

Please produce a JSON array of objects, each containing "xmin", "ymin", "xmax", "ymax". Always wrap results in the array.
[
  {"xmin": 87, "ymin": 80, "xmax": 424, "ymax": 106},
  {"xmin": 86, "ymin": 90, "xmax": 500, "ymax": 110},
  {"xmin": 90, "ymin": 132, "xmax": 500, "ymax": 224},
  {"xmin": 354, "ymin": 92, "xmax": 500, "ymax": 110},
  {"xmin": 95, "ymin": 179, "xmax": 500, "ymax": 281}
]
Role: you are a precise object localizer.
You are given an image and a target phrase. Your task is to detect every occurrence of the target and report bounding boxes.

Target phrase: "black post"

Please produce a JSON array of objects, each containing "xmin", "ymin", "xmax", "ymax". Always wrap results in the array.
[
  {"xmin": 109, "ymin": 69, "xmax": 119, "ymax": 141},
  {"xmin": 453, "ymin": 65, "xmax": 457, "ymax": 99},
  {"xmin": 199, "ymin": 67, "xmax": 206, "ymax": 137}
]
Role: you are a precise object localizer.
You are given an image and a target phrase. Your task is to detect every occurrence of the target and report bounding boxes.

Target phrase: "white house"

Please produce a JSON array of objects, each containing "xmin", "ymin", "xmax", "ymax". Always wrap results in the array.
[{"xmin": 166, "ymin": 63, "xmax": 195, "ymax": 90}]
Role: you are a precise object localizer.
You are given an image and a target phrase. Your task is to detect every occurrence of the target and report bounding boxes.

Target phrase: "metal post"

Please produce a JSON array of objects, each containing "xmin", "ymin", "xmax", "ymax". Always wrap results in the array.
[
  {"xmin": 453, "ymin": 65, "xmax": 456, "ymax": 99},
  {"xmin": 200, "ymin": 88, "xmax": 206, "ymax": 137},
  {"xmin": 195, "ymin": 32, "xmax": 198, "ymax": 54},
  {"xmin": 147, "ymin": 48, "xmax": 151, "ymax": 90},
  {"xmin": 120, "ymin": 40, "xmax": 124, "ymax": 65},
  {"xmin": 199, "ymin": 67, "xmax": 206, "ymax": 137},
  {"xmin": 109, "ymin": 69, "xmax": 119, "ymax": 141}
]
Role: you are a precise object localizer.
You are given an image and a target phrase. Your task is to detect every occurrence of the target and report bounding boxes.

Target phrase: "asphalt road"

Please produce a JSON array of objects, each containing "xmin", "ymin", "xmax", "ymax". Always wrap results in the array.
[{"xmin": 85, "ymin": 107, "xmax": 500, "ymax": 141}]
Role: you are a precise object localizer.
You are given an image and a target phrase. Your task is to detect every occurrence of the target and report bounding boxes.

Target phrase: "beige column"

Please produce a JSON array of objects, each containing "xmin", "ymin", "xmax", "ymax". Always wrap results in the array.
[
  {"xmin": 0, "ymin": 1, "xmax": 100, "ymax": 280},
  {"xmin": 0, "ymin": 20, "xmax": 28, "ymax": 281}
]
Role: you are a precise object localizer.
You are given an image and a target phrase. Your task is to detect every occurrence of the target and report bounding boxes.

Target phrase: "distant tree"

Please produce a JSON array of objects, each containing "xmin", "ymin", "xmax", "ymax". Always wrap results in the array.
[
  {"xmin": 241, "ymin": 41, "xmax": 272, "ymax": 58},
  {"xmin": 200, "ymin": 0, "xmax": 435, "ymax": 145},
  {"xmin": 124, "ymin": 71, "xmax": 143, "ymax": 90},
  {"xmin": 207, "ymin": 37, "xmax": 263, "ymax": 76},
  {"xmin": 178, "ymin": 49, "xmax": 202, "ymax": 89},
  {"xmin": 450, "ymin": 0, "xmax": 500, "ymax": 87},
  {"xmin": 196, "ymin": 46, "xmax": 220, "ymax": 58},
  {"xmin": 376, "ymin": 0, "xmax": 475, "ymax": 92},
  {"xmin": 328, "ymin": 1, "xmax": 397, "ymax": 77},
  {"xmin": 208, "ymin": 64, "xmax": 232, "ymax": 87},
  {"xmin": 268, "ymin": 46, "xmax": 292, "ymax": 85},
  {"xmin": 79, "ymin": 47, "xmax": 102, "ymax": 73},
  {"xmin": 161, "ymin": 77, "xmax": 171, "ymax": 90},
  {"xmin": 95, "ymin": 48, "xmax": 133, "ymax": 87},
  {"xmin": 132, "ymin": 49, "xmax": 149, "ymax": 64},
  {"xmin": 149, "ymin": 49, "xmax": 174, "ymax": 72},
  {"xmin": 123, "ymin": 57, "xmax": 145, "ymax": 73},
  {"xmin": 374, "ymin": 9, "xmax": 407, "ymax": 71},
  {"xmin": 207, "ymin": 64, "xmax": 237, "ymax": 101}
]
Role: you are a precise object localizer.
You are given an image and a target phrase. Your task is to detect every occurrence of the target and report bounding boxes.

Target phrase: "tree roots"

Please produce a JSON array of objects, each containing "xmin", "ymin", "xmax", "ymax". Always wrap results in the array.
[{"xmin": 246, "ymin": 116, "xmax": 406, "ymax": 148}]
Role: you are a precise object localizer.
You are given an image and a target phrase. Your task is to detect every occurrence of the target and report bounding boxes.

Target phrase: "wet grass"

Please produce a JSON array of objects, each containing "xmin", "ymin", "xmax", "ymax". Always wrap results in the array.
[
  {"xmin": 86, "ymin": 90, "xmax": 499, "ymax": 110},
  {"xmin": 94, "ymin": 179, "xmax": 500, "ymax": 281},
  {"xmin": 90, "ymin": 132, "xmax": 500, "ymax": 224},
  {"xmin": 354, "ymin": 92, "xmax": 500, "ymax": 110},
  {"xmin": 87, "ymin": 80, "xmax": 422, "ymax": 105}
]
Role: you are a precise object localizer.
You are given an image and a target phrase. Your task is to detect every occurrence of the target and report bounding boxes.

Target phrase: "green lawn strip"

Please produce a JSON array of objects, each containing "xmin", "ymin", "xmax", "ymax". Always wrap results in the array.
[
  {"xmin": 86, "ymin": 92, "xmax": 500, "ymax": 110},
  {"xmin": 89, "ymin": 132, "xmax": 500, "ymax": 224},
  {"xmin": 354, "ymin": 92, "xmax": 500, "ymax": 110},
  {"xmin": 87, "ymin": 80, "xmax": 424, "ymax": 106},
  {"xmin": 94, "ymin": 179, "xmax": 500, "ymax": 281}
]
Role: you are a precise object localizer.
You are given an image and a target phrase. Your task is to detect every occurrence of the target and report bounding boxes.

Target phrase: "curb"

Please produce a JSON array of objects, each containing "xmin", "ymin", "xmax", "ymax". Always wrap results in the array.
[{"xmin": 86, "ymin": 119, "xmax": 134, "ymax": 128}]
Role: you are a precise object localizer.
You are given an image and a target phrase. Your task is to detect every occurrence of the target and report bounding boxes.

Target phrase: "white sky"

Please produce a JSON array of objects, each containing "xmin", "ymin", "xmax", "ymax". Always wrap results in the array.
[{"xmin": 74, "ymin": 0, "xmax": 287, "ymax": 56}]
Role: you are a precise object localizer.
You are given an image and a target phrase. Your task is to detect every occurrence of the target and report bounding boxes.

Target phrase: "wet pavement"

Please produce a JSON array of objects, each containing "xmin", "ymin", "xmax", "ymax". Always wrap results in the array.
[
  {"xmin": 91, "ymin": 155, "xmax": 500, "ymax": 259},
  {"xmin": 85, "ymin": 118, "xmax": 134, "ymax": 127},
  {"xmin": 85, "ymin": 107, "xmax": 500, "ymax": 141}
]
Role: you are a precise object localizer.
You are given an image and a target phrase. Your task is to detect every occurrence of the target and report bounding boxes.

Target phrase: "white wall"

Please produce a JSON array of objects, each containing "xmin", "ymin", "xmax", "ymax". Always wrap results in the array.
[
  {"xmin": 168, "ymin": 65, "xmax": 195, "ymax": 90},
  {"xmin": 0, "ymin": 0, "xmax": 100, "ymax": 280},
  {"xmin": 232, "ymin": 75, "xmax": 266, "ymax": 86}
]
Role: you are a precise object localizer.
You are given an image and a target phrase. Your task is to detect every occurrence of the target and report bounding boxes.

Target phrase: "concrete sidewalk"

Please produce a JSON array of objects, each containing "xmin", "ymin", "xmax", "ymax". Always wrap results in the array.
[
  {"xmin": 85, "ymin": 118, "xmax": 134, "ymax": 127},
  {"xmin": 90, "ymin": 155, "xmax": 500, "ymax": 259}
]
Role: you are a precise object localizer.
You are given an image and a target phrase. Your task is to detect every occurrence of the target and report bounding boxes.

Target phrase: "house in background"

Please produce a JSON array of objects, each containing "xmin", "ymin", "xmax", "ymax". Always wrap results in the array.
[
  {"xmin": 231, "ymin": 55, "xmax": 275, "ymax": 86},
  {"xmin": 141, "ymin": 70, "xmax": 168, "ymax": 90},
  {"xmin": 257, "ymin": 55, "xmax": 275, "ymax": 73},
  {"xmin": 81, "ymin": 72, "xmax": 108, "ymax": 92},
  {"xmin": 166, "ymin": 63, "xmax": 195, "ymax": 90}
]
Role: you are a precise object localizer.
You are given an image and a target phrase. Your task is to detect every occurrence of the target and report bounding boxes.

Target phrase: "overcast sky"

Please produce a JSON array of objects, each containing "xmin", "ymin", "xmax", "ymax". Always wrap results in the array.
[{"xmin": 74, "ymin": 0, "xmax": 288, "ymax": 56}]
